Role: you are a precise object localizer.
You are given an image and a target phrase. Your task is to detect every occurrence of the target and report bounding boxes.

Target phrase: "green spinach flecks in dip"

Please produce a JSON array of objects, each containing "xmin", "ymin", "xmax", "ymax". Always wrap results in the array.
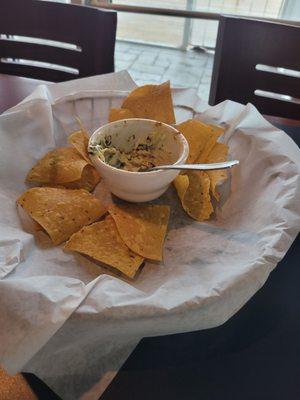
[{"xmin": 90, "ymin": 131, "xmax": 172, "ymax": 172}]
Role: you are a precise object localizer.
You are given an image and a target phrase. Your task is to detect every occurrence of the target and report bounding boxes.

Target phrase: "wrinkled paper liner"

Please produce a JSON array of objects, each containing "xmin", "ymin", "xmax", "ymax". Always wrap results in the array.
[{"xmin": 0, "ymin": 71, "xmax": 299, "ymax": 400}]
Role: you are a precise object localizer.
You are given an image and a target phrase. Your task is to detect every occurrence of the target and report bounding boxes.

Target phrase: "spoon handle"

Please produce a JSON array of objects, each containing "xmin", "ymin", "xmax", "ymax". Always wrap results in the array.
[{"xmin": 151, "ymin": 160, "xmax": 239, "ymax": 171}]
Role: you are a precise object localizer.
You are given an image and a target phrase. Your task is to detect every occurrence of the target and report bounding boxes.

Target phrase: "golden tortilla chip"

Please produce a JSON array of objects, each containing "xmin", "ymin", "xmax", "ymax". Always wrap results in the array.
[
  {"xmin": 68, "ymin": 130, "xmax": 91, "ymax": 163},
  {"xmin": 173, "ymin": 174, "xmax": 189, "ymax": 199},
  {"xmin": 208, "ymin": 124, "xmax": 224, "ymax": 136},
  {"xmin": 42, "ymin": 165, "xmax": 101, "ymax": 192},
  {"xmin": 175, "ymin": 119, "xmax": 214, "ymax": 164},
  {"xmin": 174, "ymin": 171, "xmax": 213, "ymax": 221},
  {"xmin": 121, "ymin": 81, "xmax": 175, "ymax": 124},
  {"xmin": 196, "ymin": 124, "xmax": 224, "ymax": 163},
  {"xmin": 108, "ymin": 108, "xmax": 135, "ymax": 122},
  {"xmin": 206, "ymin": 142, "xmax": 229, "ymax": 201},
  {"xmin": 109, "ymin": 204, "xmax": 170, "ymax": 261},
  {"xmin": 17, "ymin": 187, "xmax": 106, "ymax": 245},
  {"xmin": 27, "ymin": 147, "xmax": 88, "ymax": 184},
  {"xmin": 62, "ymin": 165, "xmax": 101, "ymax": 192},
  {"xmin": 64, "ymin": 215, "xmax": 144, "ymax": 278}
]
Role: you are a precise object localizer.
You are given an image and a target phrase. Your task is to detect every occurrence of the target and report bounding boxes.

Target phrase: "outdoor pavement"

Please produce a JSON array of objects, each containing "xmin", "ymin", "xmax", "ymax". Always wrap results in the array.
[{"xmin": 115, "ymin": 41, "xmax": 213, "ymax": 101}]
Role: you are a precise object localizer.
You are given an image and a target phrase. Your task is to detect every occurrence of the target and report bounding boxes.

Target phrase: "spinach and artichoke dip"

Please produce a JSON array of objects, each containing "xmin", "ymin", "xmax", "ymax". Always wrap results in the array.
[{"xmin": 89, "ymin": 131, "xmax": 172, "ymax": 172}]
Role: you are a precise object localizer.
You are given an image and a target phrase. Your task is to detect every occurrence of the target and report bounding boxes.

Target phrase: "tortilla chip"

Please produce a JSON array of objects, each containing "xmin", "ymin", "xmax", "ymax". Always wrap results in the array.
[
  {"xmin": 121, "ymin": 81, "xmax": 175, "ymax": 124},
  {"xmin": 68, "ymin": 130, "xmax": 91, "ymax": 163},
  {"xmin": 174, "ymin": 171, "xmax": 213, "ymax": 221},
  {"xmin": 62, "ymin": 165, "xmax": 101, "ymax": 192},
  {"xmin": 27, "ymin": 147, "xmax": 88, "ymax": 184},
  {"xmin": 17, "ymin": 187, "xmax": 106, "ymax": 245},
  {"xmin": 196, "ymin": 124, "xmax": 224, "ymax": 163},
  {"xmin": 175, "ymin": 119, "xmax": 214, "ymax": 164},
  {"xmin": 74, "ymin": 165, "xmax": 101, "ymax": 192},
  {"xmin": 17, "ymin": 202, "xmax": 44, "ymax": 234},
  {"xmin": 109, "ymin": 204, "xmax": 170, "ymax": 261},
  {"xmin": 42, "ymin": 165, "xmax": 101, "ymax": 192},
  {"xmin": 64, "ymin": 215, "xmax": 144, "ymax": 278},
  {"xmin": 173, "ymin": 174, "xmax": 189, "ymax": 199},
  {"xmin": 208, "ymin": 124, "xmax": 224, "ymax": 136},
  {"xmin": 206, "ymin": 142, "xmax": 229, "ymax": 201},
  {"xmin": 108, "ymin": 108, "xmax": 135, "ymax": 122}
]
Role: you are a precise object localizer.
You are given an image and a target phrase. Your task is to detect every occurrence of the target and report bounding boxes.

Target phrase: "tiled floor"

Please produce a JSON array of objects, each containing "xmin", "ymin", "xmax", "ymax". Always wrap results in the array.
[{"xmin": 114, "ymin": 41, "xmax": 213, "ymax": 101}]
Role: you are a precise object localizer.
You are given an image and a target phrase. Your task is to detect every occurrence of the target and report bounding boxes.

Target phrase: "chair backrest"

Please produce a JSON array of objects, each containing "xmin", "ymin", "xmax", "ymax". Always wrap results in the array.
[
  {"xmin": 0, "ymin": 0, "xmax": 117, "ymax": 82},
  {"xmin": 209, "ymin": 16, "xmax": 300, "ymax": 119}
]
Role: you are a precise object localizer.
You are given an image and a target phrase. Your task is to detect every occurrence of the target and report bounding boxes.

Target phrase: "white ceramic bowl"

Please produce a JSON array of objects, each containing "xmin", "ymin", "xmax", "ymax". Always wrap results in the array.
[{"xmin": 89, "ymin": 118, "xmax": 189, "ymax": 202}]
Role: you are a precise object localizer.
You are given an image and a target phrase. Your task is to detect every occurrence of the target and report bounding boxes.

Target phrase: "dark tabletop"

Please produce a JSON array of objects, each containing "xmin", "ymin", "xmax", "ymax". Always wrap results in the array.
[{"xmin": 0, "ymin": 74, "xmax": 299, "ymax": 400}]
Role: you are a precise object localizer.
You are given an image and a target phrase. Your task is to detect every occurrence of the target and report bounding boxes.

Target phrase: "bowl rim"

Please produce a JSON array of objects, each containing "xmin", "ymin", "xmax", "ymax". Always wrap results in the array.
[{"xmin": 88, "ymin": 118, "xmax": 189, "ymax": 176}]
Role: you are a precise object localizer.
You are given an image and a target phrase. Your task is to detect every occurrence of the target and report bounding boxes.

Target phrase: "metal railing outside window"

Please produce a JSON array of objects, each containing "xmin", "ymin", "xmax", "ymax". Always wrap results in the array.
[{"xmin": 82, "ymin": 0, "xmax": 299, "ymax": 49}]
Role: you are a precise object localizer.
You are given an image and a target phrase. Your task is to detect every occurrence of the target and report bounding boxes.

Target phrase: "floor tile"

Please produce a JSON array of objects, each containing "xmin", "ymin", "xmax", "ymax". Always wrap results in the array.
[{"xmin": 115, "ymin": 40, "xmax": 213, "ymax": 100}]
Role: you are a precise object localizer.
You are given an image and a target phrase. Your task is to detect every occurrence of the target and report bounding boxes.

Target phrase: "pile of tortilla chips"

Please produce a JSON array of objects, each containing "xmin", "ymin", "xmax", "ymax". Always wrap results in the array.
[
  {"xmin": 27, "ymin": 130, "xmax": 101, "ymax": 192},
  {"xmin": 173, "ymin": 120, "xmax": 228, "ymax": 221},
  {"xmin": 17, "ymin": 126, "xmax": 171, "ymax": 278},
  {"xmin": 17, "ymin": 80, "xmax": 229, "ymax": 280},
  {"xmin": 108, "ymin": 81, "xmax": 229, "ymax": 222},
  {"xmin": 17, "ymin": 187, "xmax": 107, "ymax": 245},
  {"xmin": 65, "ymin": 204, "xmax": 170, "ymax": 278}
]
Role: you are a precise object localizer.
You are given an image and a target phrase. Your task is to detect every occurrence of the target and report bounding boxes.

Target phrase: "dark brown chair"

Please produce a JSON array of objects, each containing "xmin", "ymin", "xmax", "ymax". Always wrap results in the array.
[
  {"xmin": 209, "ymin": 16, "xmax": 300, "ymax": 119},
  {"xmin": 0, "ymin": 0, "xmax": 117, "ymax": 82}
]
